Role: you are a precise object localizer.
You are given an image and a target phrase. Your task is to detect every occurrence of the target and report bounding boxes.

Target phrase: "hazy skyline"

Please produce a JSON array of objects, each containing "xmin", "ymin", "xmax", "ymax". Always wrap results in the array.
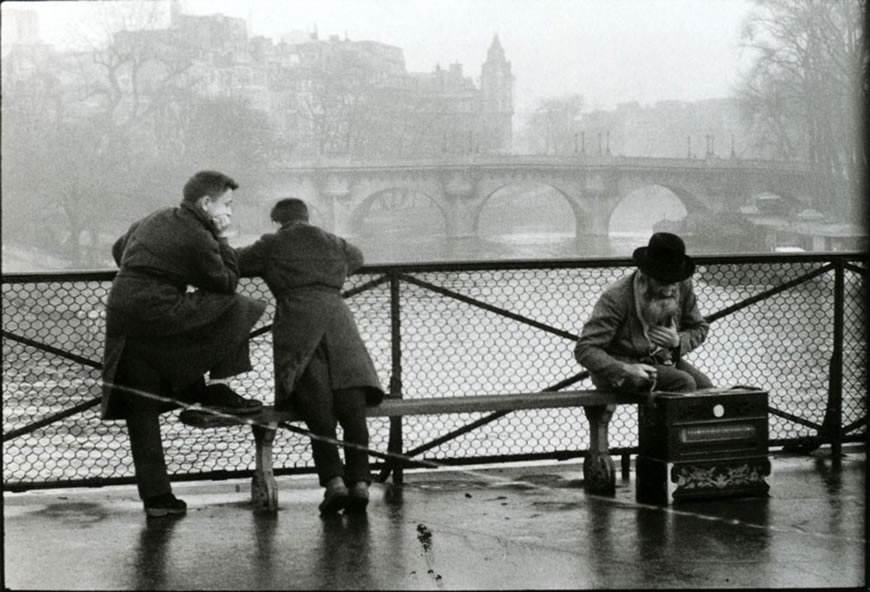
[{"xmin": 6, "ymin": 0, "xmax": 755, "ymax": 115}]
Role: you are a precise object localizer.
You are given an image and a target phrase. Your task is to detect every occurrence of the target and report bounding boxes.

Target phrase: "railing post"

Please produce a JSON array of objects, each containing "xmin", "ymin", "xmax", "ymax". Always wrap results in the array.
[
  {"xmin": 822, "ymin": 259, "xmax": 845, "ymax": 462},
  {"xmin": 385, "ymin": 271, "xmax": 404, "ymax": 484},
  {"xmin": 831, "ymin": 259, "xmax": 845, "ymax": 459}
]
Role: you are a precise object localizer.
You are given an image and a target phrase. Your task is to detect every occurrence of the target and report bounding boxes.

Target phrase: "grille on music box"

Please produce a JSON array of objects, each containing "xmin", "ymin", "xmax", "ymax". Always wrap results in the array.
[{"xmin": 636, "ymin": 387, "xmax": 771, "ymax": 505}]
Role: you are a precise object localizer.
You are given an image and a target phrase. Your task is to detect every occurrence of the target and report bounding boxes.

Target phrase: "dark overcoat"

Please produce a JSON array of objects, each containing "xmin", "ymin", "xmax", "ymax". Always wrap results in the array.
[
  {"xmin": 101, "ymin": 202, "xmax": 266, "ymax": 419},
  {"xmin": 236, "ymin": 222, "xmax": 384, "ymax": 407}
]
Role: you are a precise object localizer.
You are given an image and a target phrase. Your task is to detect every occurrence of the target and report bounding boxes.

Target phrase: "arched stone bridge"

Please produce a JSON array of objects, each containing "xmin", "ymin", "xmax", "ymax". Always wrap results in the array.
[{"xmin": 256, "ymin": 154, "xmax": 822, "ymax": 238}]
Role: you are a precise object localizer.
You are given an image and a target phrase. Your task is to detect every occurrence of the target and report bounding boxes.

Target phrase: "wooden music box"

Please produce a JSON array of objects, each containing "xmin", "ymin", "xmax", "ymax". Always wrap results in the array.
[{"xmin": 635, "ymin": 387, "xmax": 772, "ymax": 504}]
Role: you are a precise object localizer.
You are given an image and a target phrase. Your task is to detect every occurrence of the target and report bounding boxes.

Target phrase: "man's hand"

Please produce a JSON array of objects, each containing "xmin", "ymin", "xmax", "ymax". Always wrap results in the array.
[
  {"xmin": 623, "ymin": 363, "xmax": 657, "ymax": 381},
  {"xmin": 649, "ymin": 325, "xmax": 680, "ymax": 349},
  {"xmin": 210, "ymin": 213, "xmax": 232, "ymax": 237}
]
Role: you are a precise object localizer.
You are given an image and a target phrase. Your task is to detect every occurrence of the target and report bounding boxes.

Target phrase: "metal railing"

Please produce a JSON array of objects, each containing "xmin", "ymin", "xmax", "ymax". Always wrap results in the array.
[{"xmin": 3, "ymin": 253, "xmax": 866, "ymax": 491}]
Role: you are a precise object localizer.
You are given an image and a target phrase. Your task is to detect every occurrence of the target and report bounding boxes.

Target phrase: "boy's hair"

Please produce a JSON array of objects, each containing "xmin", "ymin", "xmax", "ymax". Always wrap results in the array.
[
  {"xmin": 182, "ymin": 170, "xmax": 239, "ymax": 203},
  {"xmin": 270, "ymin": 198, "xmax": 309, "ymax": 225}
]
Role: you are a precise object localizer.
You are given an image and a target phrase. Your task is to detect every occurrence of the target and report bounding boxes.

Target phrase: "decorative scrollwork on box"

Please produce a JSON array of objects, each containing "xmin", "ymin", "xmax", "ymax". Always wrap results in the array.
[{"xmin": 673, "ymin": 462, "xmax": 767, "ymax": 490}]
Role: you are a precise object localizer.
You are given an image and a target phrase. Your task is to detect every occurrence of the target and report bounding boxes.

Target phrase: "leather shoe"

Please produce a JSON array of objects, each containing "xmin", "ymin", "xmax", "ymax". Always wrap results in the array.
[
  {"xmin": 346, "ymin": 481, "xmax": 369, "ymax": 513},
  {"xmin": 200, "ymin": 384, "xmax": 263, "ymax": 415},
  {"xmin": 319, "ymin": 477, "xmax": 351, "ymax": 514},
  {"xmin": 144, "ymin": 492, "xmax": 187, "ymax": 518}
]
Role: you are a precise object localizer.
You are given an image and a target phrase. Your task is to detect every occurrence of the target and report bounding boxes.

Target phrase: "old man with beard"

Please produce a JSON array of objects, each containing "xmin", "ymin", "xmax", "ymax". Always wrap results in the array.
[{"xmin": 575, "ymin": 232, "xmax": 713, "ymax": 394}]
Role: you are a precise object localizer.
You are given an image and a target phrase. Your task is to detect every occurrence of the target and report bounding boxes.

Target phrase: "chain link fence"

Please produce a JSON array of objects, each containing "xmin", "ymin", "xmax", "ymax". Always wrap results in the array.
[{"xmin": 3, "ymin": 254, "xmax": 866, "ymax": 490}]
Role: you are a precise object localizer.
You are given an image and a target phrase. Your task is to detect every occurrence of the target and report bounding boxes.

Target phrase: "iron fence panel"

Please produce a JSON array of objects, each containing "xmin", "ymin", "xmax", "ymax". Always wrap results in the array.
[{"xmin": 2, "ymin": 254, "xmax": 866, "ymax": 490}]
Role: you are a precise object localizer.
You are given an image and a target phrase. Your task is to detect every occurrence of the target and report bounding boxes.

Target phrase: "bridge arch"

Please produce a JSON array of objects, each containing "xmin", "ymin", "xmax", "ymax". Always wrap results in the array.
[
  {"xmin": 349, "ymin": 186, "xmax": 448, "ymax": 239},
  {"xmin": 475, "ymin": 181, "xmax": 589, "ymax": 241},
  {"xmin": 607, "ymin": 181, "xmax": 712, "ymax": 236}
]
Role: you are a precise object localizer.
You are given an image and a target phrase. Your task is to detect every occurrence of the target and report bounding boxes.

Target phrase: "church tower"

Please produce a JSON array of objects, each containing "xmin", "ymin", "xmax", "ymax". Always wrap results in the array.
[{"xmin": 479, "ymin": 34, "xmax": 513, "ymax": 152}]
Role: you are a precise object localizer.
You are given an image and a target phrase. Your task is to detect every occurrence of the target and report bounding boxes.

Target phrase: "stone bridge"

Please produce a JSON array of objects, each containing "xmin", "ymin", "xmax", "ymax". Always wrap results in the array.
[{"xmin": 253, "ymin": 154, "xmax": 823, "ymax": 238}]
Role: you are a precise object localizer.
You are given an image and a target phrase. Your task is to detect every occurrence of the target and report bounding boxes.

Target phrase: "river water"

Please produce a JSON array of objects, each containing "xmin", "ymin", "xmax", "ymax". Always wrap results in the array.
[{"xmin": 353, "ymin": 232, "xmax": 639, "ymax": 265}]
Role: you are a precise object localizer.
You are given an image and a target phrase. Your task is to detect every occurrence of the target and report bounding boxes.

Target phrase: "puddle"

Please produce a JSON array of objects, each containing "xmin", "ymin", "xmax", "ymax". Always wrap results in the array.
[{"xmin": 33, "ymin": 502, "xmax": 108, "ymax": 525}]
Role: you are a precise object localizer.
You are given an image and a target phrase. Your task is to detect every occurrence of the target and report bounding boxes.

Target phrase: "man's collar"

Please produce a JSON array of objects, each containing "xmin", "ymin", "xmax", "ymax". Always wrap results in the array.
[
  {"xmin": 279, "ymin": 220, "xmax": 309, "ymax": 229},
  {"xmin": 180, "ymin": 200, "xmax": 211, "ymax": 226}
]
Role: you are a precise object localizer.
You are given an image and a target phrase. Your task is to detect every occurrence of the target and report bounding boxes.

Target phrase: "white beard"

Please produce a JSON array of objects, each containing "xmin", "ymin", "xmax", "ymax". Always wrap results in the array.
[{"xmin": 641, "ymin": 290, "xmax": 680, "ymax": 327}]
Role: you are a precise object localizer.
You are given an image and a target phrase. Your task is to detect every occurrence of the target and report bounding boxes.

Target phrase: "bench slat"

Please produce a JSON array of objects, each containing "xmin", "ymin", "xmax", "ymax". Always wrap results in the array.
[
  {"xmin": 179, "ymin": 390, "xmax": 638, "ymax": 429},
  {"xmin": 371, "ymin": 391, "xmax": 639, "ymax": 417},
  {"xmin": 179, "ymin": 406, "xmax": 300, "ymax": 428}
]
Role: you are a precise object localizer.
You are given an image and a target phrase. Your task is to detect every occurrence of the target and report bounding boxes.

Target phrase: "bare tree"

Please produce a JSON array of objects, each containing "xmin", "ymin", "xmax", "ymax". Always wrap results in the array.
[
  {"xmin": 180, "ymin": 96, "xmax": 278, "ymax": 169},
  {"xmin": 2, "ymin": 3, "xmax": 280, "ymax": 268},
  {"xmin": 280, "ymin": 46, "xmax": 478, "ymax": 160},
  {"xmin": 738, "ymin": 0, "xmax": 865, "ymax": 219},
  {"xmin": 286, "ymin": 49, "xmax": 375, "ymax": 157},
  {"xmin": 521, "ymin": 94, "xmax": 585, "ymax": 155},
  {"xmin": 351, "ymin": 86, "xmax": 463, "ymax": 158},
  {"xmin": 1, "ymin": 49, "xmax": 68, "ymax": 258}
]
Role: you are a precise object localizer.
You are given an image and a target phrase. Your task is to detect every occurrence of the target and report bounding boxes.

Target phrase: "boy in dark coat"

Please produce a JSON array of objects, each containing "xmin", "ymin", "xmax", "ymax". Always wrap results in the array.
[
  {"xmin": 237, "ymin": 198, "xmax": 384, "ymax": 514},
  {"xmin": 102, "ymin": 170, "xmax": 267, "ymax": 517}
]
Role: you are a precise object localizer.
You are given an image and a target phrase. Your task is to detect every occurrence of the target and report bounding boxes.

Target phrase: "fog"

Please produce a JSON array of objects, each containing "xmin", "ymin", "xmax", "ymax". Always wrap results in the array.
[{"xmin": 1, "ymin": 0, "xmax": 864, "ymax": 271}]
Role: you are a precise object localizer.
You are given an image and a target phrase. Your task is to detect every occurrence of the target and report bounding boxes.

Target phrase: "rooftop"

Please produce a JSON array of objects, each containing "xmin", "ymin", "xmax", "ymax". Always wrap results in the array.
[{"xmin": 4, "ymin": 447, "xmax": 866, "ymax": 590}]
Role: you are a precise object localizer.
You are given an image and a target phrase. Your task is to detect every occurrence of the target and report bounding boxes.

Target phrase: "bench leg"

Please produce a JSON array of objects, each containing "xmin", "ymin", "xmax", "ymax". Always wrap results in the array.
[
  {"xmin": 251, "ymin": 423, "xmax": 279, "ymax": 512},
  {"xmin": 583, "ymin": 405, "xmax": 616, "ymax": 495},
  {"xmin": 377, "ymin": 416, "xmax": 404, "ymax": 485}
]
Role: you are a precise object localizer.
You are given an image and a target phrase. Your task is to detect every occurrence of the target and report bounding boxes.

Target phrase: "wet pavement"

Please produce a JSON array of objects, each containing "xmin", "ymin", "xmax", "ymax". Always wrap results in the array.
[{"xmin": 4, "ymin": 448, "xmax": 866, "ymax": 590}]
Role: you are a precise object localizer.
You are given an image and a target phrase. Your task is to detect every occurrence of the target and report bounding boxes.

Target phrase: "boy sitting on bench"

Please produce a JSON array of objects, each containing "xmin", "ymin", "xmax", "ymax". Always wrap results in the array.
[{"xmin": 102, "ymin": 171, "xmax": 266, "ymax": 518}]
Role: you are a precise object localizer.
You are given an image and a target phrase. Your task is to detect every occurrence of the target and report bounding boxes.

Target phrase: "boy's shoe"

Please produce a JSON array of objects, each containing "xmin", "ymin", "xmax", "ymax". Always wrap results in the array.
[
  {"xmin": 319, "ymin": 477, "xmax": 351, "ymax": 515},
  {"xmin": 200, "ymin": 384, "xmax": 263, "ymax": 415},
  {"xmin": 144, "ymin": 493, "xmax": 187, "ymax": 518},
  {"xmin": 345, "ymin": 481, "xmax": 369, "ymax": 513}
]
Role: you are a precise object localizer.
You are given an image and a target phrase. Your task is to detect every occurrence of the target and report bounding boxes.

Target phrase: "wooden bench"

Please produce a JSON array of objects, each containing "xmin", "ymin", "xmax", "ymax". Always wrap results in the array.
[{"xmin": 180, "ymin": 390, "xmax": 642, "ymax": 512}]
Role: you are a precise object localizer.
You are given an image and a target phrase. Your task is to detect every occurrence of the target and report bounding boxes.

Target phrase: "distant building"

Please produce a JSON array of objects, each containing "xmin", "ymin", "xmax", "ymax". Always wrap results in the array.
[
  {"xmin": 407, "ymin": 62, "xmax": 479, "ymax": 154},
  {"xmin": 1, "ymin": 8, "xmax": 41, "ymax": 56},
  {"xmin": 578, "ymin": 98, "xmax": 754, "ymax": 159},
  {"xmin": 1, "ymin": 8, "xmax": 54, "ymax": 80},
  {"xmin": 30, "ymin": 2, "xmax": 514, "ymax": 158}
]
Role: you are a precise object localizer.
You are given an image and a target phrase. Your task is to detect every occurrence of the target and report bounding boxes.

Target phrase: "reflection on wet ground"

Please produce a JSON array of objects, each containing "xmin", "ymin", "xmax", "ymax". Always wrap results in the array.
[{"xmin": 4, "ymin": 450, "xmax": 865, "ymax": 590}]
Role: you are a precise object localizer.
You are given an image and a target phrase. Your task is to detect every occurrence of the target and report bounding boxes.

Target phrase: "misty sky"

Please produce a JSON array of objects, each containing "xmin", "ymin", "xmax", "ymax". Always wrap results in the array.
[{"xmin": 7, "ymin": 0, "xmax": 755, "ymax": 115}]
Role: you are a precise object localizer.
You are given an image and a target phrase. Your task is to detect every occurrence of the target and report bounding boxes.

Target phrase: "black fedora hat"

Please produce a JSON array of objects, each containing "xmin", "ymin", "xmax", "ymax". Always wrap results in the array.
[{"xmin": 632, "ymin": 232, "xmax": 695, "ymax": 283}]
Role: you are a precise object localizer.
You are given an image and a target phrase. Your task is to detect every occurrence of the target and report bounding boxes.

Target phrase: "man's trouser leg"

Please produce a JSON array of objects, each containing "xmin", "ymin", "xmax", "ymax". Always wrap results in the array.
[
  {"xmin": 676, "ymin": 359, "xmax": 713, "ymax": 388},
  {"xmin": 294, "ymin": 346, "xmax": 344, "ymax": 486},
  {"xmin": 208, "ymin": 338, "xmax": 254, "ymax": 380},
  {"xmin": 654, "ymin": 360, "xmax": 713, "ymax": 392},
  {"xmin": 119, "ymin": 355, "xmax": 172, "ymax": 500},
  {"xmin": 591, "ymin": 370, "xmax": 653, "ymax": 394},
  {"xmin": 590, "ymin": 358, "xmax": 713, "ymax": 394},
  {"xmin": 334, "ymin": 387, "xmax": 371, "ymax": 485}
]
